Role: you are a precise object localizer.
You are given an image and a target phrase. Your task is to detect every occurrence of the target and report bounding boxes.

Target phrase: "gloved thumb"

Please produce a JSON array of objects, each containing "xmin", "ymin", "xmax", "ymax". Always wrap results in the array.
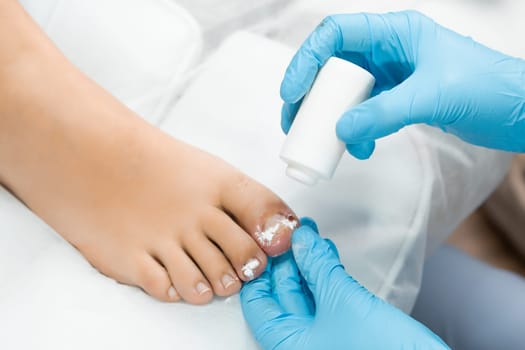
[
  {"xmin": 336, "ymin": 77, "xmax": 427, "ymax": 144},
  {"xmin": 291, "ymin": 226, "xmax": 349, "ymax": 300}
]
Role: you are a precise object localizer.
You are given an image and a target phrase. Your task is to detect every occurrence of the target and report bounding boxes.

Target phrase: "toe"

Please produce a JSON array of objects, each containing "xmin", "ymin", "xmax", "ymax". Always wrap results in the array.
[
  {"xmin": 220, "ymin": 173, "xmax": 299, "ymax": 257},
  {"xmin": 134, "ymin": 254, "xmax": 180, "ymax": 302},
  {"xmin": 184, "ymin": 233, "xmax": 242, "ymax": 296},
  {"xmin": 204, "ymin": 208, "xmax": 268, "ymax": 282},
  {"xmin": 157, "ymin": 243, "xmax": 214, "ymax": 305}
]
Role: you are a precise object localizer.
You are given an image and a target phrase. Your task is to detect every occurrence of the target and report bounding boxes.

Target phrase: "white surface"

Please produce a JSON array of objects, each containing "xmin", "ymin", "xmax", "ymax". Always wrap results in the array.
[
  {"xmin": 281, "ymin": 57, "xmax": 375, "ymax": 184},
  {"xmin": 161, "ymin": 31, "xmax": 511, "ymax": 312},
  {"xmin": 0, "ymin": 0, "xmax": 518, "ymax": 349}
]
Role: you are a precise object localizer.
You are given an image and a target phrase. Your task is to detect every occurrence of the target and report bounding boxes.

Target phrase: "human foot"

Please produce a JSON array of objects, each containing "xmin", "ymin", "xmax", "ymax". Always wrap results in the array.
[
  {"xmin": 0, "ymin": 9, "xmax": 298, "ymax": 303},
  {"xmin": 5, "ymin": 113, "xmax": 298, "ymax": 304}
]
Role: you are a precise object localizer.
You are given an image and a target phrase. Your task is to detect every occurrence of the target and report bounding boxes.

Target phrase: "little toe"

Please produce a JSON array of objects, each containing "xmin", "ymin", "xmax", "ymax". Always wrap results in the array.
[
  {"xmin": 134, "ymin": 254, "xmax": 180, "ymax": 302},
  {"xmin": 220, "ymin": 173, "xmax": 299, "ymax": 257},
  {"xmin": 184, "ymin": 234, "xmax": 241, "ymax": 296},
  {"xmin": 158, "ymin": 244, "xmax": 214, "ymax": 305},
  {"xmin": 204, "ymin": 209, "xmax": 267, "ymax": 282}
]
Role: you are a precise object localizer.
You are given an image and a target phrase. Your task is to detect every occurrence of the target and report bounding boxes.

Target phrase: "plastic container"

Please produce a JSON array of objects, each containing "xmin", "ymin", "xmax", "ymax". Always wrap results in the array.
[{"xmin": 280, "ymin": 57, "xmax": 375, "ymax": 185}]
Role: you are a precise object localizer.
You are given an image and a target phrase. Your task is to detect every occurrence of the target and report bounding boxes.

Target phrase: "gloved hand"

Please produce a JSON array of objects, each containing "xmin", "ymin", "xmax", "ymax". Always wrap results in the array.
[
  {"xmin": 280, "ymin": 11, "xmax": 525, "ymax": 159},
  {"xmin": 240, "ymin": 218, "xmax": 450, "ymax": 350}
]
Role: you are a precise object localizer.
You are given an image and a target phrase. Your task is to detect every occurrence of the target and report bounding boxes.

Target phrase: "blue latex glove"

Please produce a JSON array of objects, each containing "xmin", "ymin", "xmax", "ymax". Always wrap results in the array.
[
  {"xmin": 241, "ymin": 218, "xmax": 450, "ymax": 350},
  {"xmin": 280, "ymin": 11, "xmax": 525, "ymax": 159}
]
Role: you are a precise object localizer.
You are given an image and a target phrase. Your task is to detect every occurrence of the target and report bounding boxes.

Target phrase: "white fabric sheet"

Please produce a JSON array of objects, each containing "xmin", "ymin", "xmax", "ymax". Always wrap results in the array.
[{"xmin": 0, "ymin": 0, "xmax": 517, "ymax": 349}]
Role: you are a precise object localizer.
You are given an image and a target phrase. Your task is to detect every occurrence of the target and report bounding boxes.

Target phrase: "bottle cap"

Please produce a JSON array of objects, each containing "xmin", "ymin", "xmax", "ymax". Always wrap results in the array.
[{"xmin": 285, "ymin": 164, "xmax": 320, "ymax": 186}]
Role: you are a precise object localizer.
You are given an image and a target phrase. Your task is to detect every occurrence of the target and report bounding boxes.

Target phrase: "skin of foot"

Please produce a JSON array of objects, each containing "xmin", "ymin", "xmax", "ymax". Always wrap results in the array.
[{"xmin": 0, "ymin": 0, "xmax": 298, "ymax": 304}]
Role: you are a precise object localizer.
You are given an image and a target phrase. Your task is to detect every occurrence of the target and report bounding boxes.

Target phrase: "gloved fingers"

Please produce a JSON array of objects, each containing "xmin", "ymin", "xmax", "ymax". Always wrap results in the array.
[
  {"xmin": 333, "ymin": 11, "xmax": 426, "ymax": 60},
  {"xmin": 281, "ymin": 100, "xmax": 302, "ymax": 134},
  {"xmin": 299, "ymin": 217, "xmax": 318, "ymax": 232},
  {"xmin": 345, "ymin": 141, "xmax": 376, "ymax": 160},
  {"xmin": 272, "ymin": 251, "xmax": 314, "ymax": 316},
  {"xmin": 280, "ymin": 16, "xmax": 344, "ymax": 103},
  {"xmin": 297, "ymin": 217, "xmax": 318, "ymax": 312},
  {"xmin": 299, "ymin": 218, "xmax": 340, "ymax": 260},
  {"xmin": 299, "ymin": 218, "xmax": 340, "ymax": 262},
  {"xmin": 324, "ymin": 238, "xmax": 341, "ymax": 260},
  {"xmin": 291, "ymin": 226, "xmax": 347, "ymax": 301},
  {"xmin": 241, "ymin": 272, "xmax": 311, "ymax": 350},
  {"xmin": 240, "ymin": 272, "xmax": 286, "ymax": 330},
  {"xmin": 280, "ymin": 11, "xmax": 423, "ymax": 104},
  {"xmin": 336, "ymin": 78, "xmax": 424, "ymax": 144}
]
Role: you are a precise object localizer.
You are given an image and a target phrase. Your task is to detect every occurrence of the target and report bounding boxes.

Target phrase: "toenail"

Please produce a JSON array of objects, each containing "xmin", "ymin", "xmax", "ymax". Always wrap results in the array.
[
  {"xmin": 255, "ymin": 213, "xmax": 299, "ymax": 248},
  {"xmin": 168, "ymin": 286, "xmax": 178, "ymax": 299},
  {"xmin": 241, "ymin": 258, "xmax": 261, "ymax": 280},
  {"xmin": 221, "ymin": 273, "xmax": 237, "ymax": 289},
  {"xmin": 196, "ymin": 282, "xmax": 211, "ymax": 295}
]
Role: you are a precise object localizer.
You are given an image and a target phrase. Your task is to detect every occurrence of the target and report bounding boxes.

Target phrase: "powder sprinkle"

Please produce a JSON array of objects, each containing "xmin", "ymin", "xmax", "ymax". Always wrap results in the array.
[
  {"xmin": 255, "ymin": 214, "xmax": 298, "ymax": 247},
  {"xmin": 241, "ymin": 258, "xmax": 260, "ymax": 280}
]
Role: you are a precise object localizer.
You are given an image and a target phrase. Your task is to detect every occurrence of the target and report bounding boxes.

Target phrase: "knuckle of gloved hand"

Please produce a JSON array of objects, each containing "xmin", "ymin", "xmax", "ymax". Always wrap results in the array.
[
  {"xmin": 399, "ymin": 9, "xmax": 430, "ymax": 24},
  {"xmin": 323, "ymin": 238, "xmax": 340, "ymax": 258},
  {"xmin": 391, "ymin": 10, "xmax": 436, "ymax": 35},
  {"xmin": 314, "ymin": 15, "xmax": 343, "ymax": 52},
  {"xmin": 318, "ymin": 15, "xmax": 338, "ymax": 32}
]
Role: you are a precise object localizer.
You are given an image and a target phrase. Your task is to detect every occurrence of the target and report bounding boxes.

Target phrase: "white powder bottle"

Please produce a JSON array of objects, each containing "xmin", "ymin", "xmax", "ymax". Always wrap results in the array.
[{"xmin": 280, "ymin": 57, "xmax": 375, "ymax": 185}]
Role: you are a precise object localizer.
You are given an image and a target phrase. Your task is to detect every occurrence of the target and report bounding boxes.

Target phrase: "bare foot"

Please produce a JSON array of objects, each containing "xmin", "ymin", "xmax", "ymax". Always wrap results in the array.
[
  {"xmin": 0, "ymin": 3, "xmax": 298, "ymax": 303},
  {"xmin": 5, "ymin": 114, "xmax": 298, "ymax": 304}
]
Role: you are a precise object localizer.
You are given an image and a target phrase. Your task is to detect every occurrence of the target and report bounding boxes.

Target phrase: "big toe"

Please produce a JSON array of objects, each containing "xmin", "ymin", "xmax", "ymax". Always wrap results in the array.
[{"xmin": 220, "ymin": 173, "xmax": 299, "ymax": 257}]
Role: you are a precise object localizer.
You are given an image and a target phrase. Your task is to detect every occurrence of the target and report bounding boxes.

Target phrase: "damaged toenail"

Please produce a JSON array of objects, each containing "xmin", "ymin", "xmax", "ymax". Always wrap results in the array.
[
  {"xmin": 196, "ymin": 282, "xmax": 211, "ymax": 295},
  {"xmin": 255, "ymin": 213, "xmax": 299, "ymax": 248},
  {"xmin": 241, "ymin": 258, "xmax": 261, "ymax": 280},
  {"xmin": 168, "ymin": 286, "xmax": 178, "ymax": 299},
  {"xmin": 221, "ymin": 273, "xmax": 237, "ymax": 289}
]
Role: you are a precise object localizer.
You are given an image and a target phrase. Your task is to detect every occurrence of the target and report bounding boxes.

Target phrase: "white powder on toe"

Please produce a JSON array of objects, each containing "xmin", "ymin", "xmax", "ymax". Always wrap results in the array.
[
  {"xmin": 255, "ymin": 214, "xmax": 298, "ymax": 247},
  {"xmin": 241, "ymin": 258, "xmax": 260, "ymax": 280}
]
